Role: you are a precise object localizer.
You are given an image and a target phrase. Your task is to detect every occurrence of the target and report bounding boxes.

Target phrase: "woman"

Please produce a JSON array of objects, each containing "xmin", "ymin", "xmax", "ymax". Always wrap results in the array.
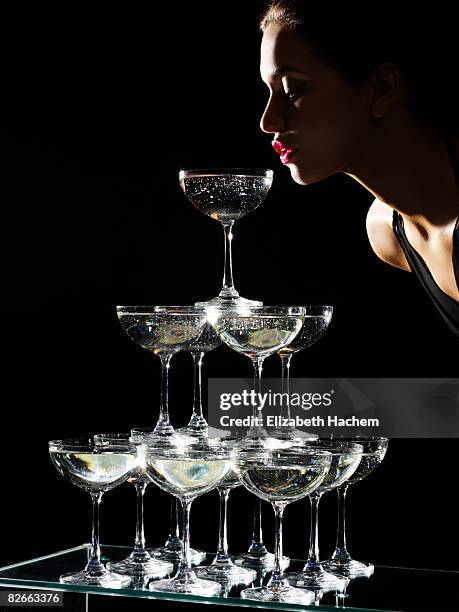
[{"xmin": 259, "ymin": 1, "xmax": 459, "ymax": 335}]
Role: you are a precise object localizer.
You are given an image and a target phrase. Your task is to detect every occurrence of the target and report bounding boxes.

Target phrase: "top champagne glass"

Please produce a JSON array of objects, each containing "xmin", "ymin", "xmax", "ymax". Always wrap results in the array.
[{"xmin": 179, "ymin": 168, "xmax": 273, "ymax": 307}]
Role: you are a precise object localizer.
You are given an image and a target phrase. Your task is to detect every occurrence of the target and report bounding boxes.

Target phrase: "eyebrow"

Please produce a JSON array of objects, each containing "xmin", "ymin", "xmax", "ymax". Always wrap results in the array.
[{"xmin": 263, "ymin": 66, "xmax": 310, "ymax": 80}]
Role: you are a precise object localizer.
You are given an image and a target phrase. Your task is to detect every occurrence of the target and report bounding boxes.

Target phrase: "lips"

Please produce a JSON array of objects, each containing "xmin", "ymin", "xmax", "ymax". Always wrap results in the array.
[{"xmin": 272, "ymin": 140, "xmax": 298, "ymax": 164}]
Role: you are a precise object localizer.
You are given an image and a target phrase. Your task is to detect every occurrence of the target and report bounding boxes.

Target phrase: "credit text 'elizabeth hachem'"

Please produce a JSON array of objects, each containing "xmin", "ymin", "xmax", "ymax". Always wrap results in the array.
[{"xmin": 219, "ymin": 416, "xmax": 380, "ymax": 428}]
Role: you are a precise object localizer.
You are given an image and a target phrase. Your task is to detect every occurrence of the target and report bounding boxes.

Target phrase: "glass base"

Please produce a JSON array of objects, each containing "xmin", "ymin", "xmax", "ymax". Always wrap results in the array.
[
  {"xmin": 195, "ymin": 295, "xmax": 263, "ymax": 309},
  {"xmin": 59, "ymin": 569, "xmax": 131, "ymax": 588},
  {"xmin": 287, "ymin": 568, "xmax": 348, "ymax": 593},
  {"xmin": 149, "ymin": 546, "xmax": 207, "ymax": 566},
  {"xmin": 269, "ymin": 427, "xmax": 318, "ymax": 441},
  {"xmin": 149, "ymin": 572, "xmax": 222, "ymax": 596},
  {"xmin": 322, "ymin": 557, "xmax": 375, "ymax": 578},
  {"xmin": 240, "ymin": 584, "xmax": 315, "ymax": 605},
  {"xmin": 233, "ymin": 552, "xmax": 290, "ymax": 570},
  {"xmin": 207, "ymin": 426, "xmax": 232, "ymax": 439},
  {"xmin": 194, "ymin": 560, "xmax": 256, "ymax": 585},
  {"xmin": 233, "ymin": 434, "xmax": 293, "ymax": 451},
  {"xmin": 176, "ymin": 425, "xmax": 208, "ymax": 440},
  {"xmin": 142, "ymin": 431, "xmax": 195, "ymax": 448},
  {"xmin": 107, "ymin": 555, "xmax": 173, "ymax": 579}
]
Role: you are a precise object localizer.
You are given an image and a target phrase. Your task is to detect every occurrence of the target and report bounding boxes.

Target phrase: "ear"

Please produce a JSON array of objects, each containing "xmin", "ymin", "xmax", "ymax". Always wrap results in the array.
[{"xmin": 368, "ymin": 63, "xmax": 400, "ymax": 119}]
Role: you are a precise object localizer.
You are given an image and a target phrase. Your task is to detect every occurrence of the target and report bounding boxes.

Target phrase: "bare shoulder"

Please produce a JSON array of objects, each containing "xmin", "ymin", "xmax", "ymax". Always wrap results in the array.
[{"xmin": 366, "ymin": 200, "xmax": 410, "ymax": 271}]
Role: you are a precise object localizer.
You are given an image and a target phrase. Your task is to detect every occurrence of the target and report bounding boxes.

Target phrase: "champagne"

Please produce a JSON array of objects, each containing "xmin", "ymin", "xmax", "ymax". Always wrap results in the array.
[
  {"xmin": 180, "ymin": 174, "xmax": 272, "ymax": 222},
  {"xmin": 220, "ymin": 468, "xmax": 240, "ymax": 489},
  {"xmin": 127, "ymin": 463, "xmax": 150, "ymax": 485},
  {"xmin": 188, "ymin": 323, "xmax": 222, "ymax": 353},
  {"xmin": 347, "ymin": 450, "xmax": 386, "ymax": 484},
  {"xmin": 118, "ymin": 313, "xmax": 204, "ymax": 354},
  {"xmin": 318, "ymin": 452, "xmax": 361, "ymax": 492},
  {"xmin": 127, "ymin": 473, "xmax": 150, "ymax": 485},
  {"xmin": 238, "ymin": 464, "xmax": 328, "ymax": 503},
  {"xmin": 278, "ymin": 314, "xmax": 332, "ymax": 355},
  {"xmin": 146, "ymin": 457, "xmax": 230, "ymax": 498},
  {"xmin": 235, "ymin": 451, "xmax": 329, "ymax": 503},
  {"xmin": 303, "ymin": 441, "xmax": 363, "ymax": 492},
  {"xmin": 216, "ymin": 315, "xmax": 303, "ymax": 357},
  {"xmin": 49, "ymin": 451, "xmax": 135, "ymax": 492}
]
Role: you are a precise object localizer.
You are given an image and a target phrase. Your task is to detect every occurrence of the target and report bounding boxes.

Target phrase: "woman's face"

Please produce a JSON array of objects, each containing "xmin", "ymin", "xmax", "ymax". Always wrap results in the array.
[{"xmin": 260, "ymin": 25, "xmax": 374, "ymax": 185}]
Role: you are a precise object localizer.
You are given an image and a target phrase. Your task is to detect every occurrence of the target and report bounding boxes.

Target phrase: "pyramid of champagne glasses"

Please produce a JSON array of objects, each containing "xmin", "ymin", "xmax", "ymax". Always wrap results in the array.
[{"xmin": 48, "ymin": 168, "xmax": 388, "ymax": 603}]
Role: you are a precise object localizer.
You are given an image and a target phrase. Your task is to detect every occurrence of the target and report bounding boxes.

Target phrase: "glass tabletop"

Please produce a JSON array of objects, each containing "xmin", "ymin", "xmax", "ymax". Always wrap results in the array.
[{"xmin": 0, "ymin": 544, "xmax": 457, "ymax": 612}]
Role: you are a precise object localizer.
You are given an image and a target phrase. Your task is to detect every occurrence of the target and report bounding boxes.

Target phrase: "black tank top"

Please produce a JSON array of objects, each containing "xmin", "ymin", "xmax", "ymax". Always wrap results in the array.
[
  {"xmin": 392, "ymin": 211, "xmax": 459, "ymax": 335},
  {"xmin": 392, "ymin": 133, "xmax": 459, "ymax": 335}
]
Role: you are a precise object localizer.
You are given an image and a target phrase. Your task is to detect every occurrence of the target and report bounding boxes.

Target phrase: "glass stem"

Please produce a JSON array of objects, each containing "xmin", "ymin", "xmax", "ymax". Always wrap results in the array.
[
  {"xmin": 164, "ymin": 498, "xmax": 181, "ymax": 550},
  {"xmin": 332, "ymin": 485, "xmax": 352, "ymax": 561},
  {"xmin": 188, "ymin": 351, "xmax": 206, "ymax": 429},
  {"xmin": 85, "ymin": 491, "xmax": 104, "ymax": 574},
  {"xmin": 176, "ymin": 497, "xmax": 194, "ymax": 578},
  {"xmin": 219, "ymin": 221, "xmax": 239, "ymax": 297},
  {"xmin": 279, "ymin": 353, "xmax": 293, "ymax": 420},
  {"xmin": 304, "ymin": 492, "xmax": 323, "ymax": 572},
  {"xmin": 130, "ymin": 482, "xmax": 148, "ymax": 561},
  {"xmin": 252, "ymin": 356, "xmax": 265, "ymax": 427},
  {"xmin": 269, "ymin": 502, "xmax": 286, "ymax": 588},
  {"xmin": 214, "ymin": 487, "xmax": 231, "ymax": 563},
  {"xmin": 175, "ymin": 498, "xmax": 181, "ymax": 539},
  {"xmin": 247, "ymin": 499, "xmax": 268, "ymax": 555},
  {"xmin": 154, "ymin": 353, "xmax": 174, "ymax": 435}
]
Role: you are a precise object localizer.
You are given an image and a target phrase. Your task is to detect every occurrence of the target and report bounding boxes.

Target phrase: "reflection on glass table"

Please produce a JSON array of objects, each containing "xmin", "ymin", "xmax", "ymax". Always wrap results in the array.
[{"xmin": 0, "ymin": 544, "xmax": 457, "ymax": 612}]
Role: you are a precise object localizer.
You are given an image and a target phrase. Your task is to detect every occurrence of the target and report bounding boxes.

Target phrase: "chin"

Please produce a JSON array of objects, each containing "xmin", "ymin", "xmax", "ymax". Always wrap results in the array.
[{"xmin": 289, "ymin": 164, "xmax": 320, "ymax": 186}]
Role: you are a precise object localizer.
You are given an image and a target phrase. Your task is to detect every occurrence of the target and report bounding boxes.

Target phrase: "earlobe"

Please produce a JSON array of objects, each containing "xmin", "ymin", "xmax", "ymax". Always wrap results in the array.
[{"xmin": 369, "ymin": 63, "xmax": 400, "ymax": 119}]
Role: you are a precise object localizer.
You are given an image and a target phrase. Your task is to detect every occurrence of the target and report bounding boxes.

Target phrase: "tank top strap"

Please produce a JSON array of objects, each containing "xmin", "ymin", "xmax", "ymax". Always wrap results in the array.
[
  {"xmin": 452, "ymin": 214, "xmax": 459, "ymax": 290},
  {"xmin": 392, "ymin": 209, "xmax": 408, "ymax": 256}
]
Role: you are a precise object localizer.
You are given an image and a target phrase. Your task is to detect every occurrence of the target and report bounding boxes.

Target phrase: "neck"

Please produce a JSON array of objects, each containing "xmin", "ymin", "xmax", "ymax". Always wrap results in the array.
[{"xmin": 345, "ymin": 116, "xmax": 459, "ymax": 236}]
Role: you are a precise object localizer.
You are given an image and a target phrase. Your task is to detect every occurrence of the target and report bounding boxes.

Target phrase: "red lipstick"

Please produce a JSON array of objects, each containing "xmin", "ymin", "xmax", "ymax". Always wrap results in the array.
[{"xmin": 272, "ymin": 140, "xmax": 298, "ymax": 164}]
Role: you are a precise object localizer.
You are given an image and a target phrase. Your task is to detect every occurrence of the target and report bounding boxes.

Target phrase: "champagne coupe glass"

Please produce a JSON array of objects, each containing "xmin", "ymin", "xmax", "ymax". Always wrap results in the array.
[
  {"xmin": 211, "ymin": 305, "xmax": 305, "ymax": 569},
  {"xmin": 323, "ymin": 437, "xmax": 389, "ymax": 578},
  {"xmin": 93, "ymin": 432, "xmax": 173, "ymax": 579},
  {"xmin": 179, "ymin": 168, "xmax": 273, "ymax": 307},
  {"xmin": 181, "ymin": 322, "xmax": 222, "ymax": 436},
  {"xmin": 129, "ymin": 427, "xmax": 206, "ymax": 566},
  {"xmin": 273, "ymin": 305, "xmax": 333, "ymax": 440},
  {"xmin": 116, "ymin": 306, "xmax": 207, "ymax": 441},
  {"xmin": 211, "ymin": 305, "xmax": 305, "ymax": 447},
  {"xmin": 233, "ymin": 446, "xmax": 332, "ymax": 604},
  {"xmin": 153, "ymin": 307, "xmax": 222, "ymax": 437},
  {"xmin": 48, "ymin": 438, "xmax": 137, "ymax": 587},
  {"xmin": 194, "ymin": 437, "xmax": 257, "ymax": 585},
  {"xmin": 287, "ymin": 440, "xmax": 363, "ymax": 592},
  {"xmin": 145, "ymin": 440, "xmax": 231, "ymax": 596}
]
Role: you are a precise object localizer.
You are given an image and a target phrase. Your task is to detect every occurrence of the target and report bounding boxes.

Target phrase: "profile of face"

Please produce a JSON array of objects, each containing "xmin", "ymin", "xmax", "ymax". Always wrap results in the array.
[{"xmin": 260, "ymin": 25, "xmax": 376, "ymax": 185}]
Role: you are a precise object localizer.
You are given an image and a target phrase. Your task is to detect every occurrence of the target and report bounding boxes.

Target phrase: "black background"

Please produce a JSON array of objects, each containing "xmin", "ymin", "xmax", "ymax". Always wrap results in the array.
[{"xmin": 1, "ymin": 2, "xmax": 458, "ymax": 610}]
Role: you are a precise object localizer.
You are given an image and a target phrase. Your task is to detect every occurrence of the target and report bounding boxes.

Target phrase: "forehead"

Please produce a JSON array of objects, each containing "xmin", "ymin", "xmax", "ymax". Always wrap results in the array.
[{"xmin": 260, "ymin": 25, "xmax": 330, "ymax": 80}]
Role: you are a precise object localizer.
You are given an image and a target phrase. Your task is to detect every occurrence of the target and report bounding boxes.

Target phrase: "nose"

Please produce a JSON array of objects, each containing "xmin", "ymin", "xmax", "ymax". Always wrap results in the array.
[{"xmin": 259, "ymin": 94, "xmax": 287, "ymax": 134}]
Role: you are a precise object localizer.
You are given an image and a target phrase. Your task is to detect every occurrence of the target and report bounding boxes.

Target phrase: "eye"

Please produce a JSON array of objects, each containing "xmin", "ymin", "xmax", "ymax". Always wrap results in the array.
[{"xmin": 285, "ymin": 89, "xmax": 304, "ymax": 103}]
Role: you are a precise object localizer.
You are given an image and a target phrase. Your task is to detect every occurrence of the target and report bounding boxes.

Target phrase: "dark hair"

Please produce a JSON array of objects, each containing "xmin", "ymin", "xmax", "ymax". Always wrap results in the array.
[{"xmin": 260, "ymin": 1, "xmax": 459, "ymax": 137}]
